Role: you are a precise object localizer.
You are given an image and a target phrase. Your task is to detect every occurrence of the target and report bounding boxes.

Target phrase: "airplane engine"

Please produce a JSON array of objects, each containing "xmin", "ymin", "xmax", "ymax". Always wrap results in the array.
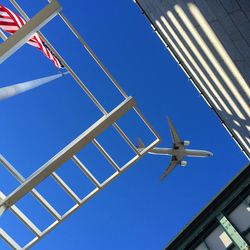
[
  {"xmin": 183, "ymin": 140, "xmax": 190, "ymax": 146},
  {"xmin": 180, "ymin": 161, "xmax": 187, "ymax": 167}
]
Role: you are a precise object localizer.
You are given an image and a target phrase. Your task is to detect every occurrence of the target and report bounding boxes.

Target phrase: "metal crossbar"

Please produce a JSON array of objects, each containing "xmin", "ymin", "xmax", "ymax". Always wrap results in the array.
[{"xmin": 0, "ymin": 0, "xmax": 161, "ymax": 249}]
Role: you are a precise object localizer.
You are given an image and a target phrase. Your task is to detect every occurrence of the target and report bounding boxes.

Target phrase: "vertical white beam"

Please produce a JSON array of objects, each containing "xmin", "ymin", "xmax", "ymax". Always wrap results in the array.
[
  {"xmin": 51, "ymin": 172, "xmax": 81, "ymax": 204},
  {"xmin": 113, "ymin": 123, "xmax": 140, "ymax": 155},
  {"xmin": 0, "ymin": 228, "xmax": 21, "ymax": 250},
  {"xmin": 71, "ymin": 155, "xmax": 101, "ymax": 188}
]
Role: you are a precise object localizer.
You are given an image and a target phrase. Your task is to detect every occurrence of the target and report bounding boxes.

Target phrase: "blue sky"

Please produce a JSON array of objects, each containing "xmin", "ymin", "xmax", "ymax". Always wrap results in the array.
[{"xmin": 0, "ymin": 0, "xmax": 248, "ymax": 249}]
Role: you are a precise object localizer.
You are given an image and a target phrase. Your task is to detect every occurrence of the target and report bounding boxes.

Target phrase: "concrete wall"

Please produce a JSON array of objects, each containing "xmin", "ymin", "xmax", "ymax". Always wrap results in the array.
[{"xmin": 135, "ymin": 0, "xmax": 250, "ymax": 158}]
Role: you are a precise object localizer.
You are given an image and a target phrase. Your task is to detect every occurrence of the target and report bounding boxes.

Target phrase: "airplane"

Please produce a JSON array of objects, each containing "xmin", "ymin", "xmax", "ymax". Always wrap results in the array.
[{"xmin": 137, "ymin": 117, "xmax": 213, "ymax": 180}]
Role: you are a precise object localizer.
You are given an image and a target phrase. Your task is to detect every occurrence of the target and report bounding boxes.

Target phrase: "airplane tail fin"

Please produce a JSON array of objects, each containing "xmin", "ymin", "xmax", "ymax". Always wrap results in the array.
[
  {"xmin": 166, "ymin": 116, "xmax": 172, "ymax": 127},
  {"xmin": 136, "ymin": 137, "xmax": 145, "ymax": 150}
]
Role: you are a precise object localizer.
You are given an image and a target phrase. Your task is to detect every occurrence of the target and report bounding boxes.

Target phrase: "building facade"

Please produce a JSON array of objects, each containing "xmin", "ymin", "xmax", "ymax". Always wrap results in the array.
[
  {"xmin": 134, "ymin": 0, "xmax": 250, "ymax": 158},
  {"xmin": 165, "ymin": 163, "xmax": 250, "ymax": 250}
]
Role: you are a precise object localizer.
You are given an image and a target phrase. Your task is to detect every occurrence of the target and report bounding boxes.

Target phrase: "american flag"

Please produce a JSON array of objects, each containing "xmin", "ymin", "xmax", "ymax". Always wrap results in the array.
[{"xmin": 0, "ymin": 4, "xmax": 63, "ymax": 68}]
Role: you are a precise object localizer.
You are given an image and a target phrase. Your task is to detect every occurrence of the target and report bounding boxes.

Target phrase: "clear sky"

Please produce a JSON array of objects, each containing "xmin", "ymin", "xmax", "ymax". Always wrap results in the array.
[{"xmin": 0, "ymin": 0, "xmax": 248, "ymax": 249}]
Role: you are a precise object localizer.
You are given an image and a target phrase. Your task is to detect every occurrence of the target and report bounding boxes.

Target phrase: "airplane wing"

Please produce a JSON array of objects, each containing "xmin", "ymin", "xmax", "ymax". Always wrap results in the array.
[
  {"xmin": 160, "ymin": 158, "xmax": 178, "ymax": 180},
  {"xmin": 167, "ymin": 117, "xmax": 182, "ymax": 145}
]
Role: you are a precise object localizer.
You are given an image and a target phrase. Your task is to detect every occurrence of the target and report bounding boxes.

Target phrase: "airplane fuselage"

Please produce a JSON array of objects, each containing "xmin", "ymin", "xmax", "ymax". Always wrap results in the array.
[
  {"xmin": 136, "ymin": 117, "xmax": 213, "ymax": 180},
  {"xmin": 148, "ymin": 147, "xmax": 212, "ymax": 159}
]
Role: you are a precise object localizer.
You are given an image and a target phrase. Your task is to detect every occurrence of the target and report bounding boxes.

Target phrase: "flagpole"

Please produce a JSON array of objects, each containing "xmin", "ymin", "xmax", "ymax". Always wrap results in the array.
[{"xmin": 0, "ymin": 72, "xmax": 68, "ymax": 101}]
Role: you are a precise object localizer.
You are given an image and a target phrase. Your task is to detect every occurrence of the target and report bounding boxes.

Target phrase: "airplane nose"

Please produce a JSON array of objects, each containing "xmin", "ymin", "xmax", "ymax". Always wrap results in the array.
[{"xmin": 209, "ymin": 152, "xmax": 213, "ymax": 156}]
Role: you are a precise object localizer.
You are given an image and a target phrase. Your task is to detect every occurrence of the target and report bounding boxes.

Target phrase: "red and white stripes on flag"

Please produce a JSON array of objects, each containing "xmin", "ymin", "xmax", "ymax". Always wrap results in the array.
[{"xmin": 0, "ymin": 4, "xmax": 63, "ymax": 68}]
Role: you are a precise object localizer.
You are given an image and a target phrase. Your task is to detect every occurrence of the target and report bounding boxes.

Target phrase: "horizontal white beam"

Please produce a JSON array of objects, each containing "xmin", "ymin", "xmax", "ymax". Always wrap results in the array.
[
  {"xmin": 0, "ymin": 0, "xmax": 61, "ymax": 63},
  {"xmin": 0, "ymin": 97, "xmax": 135, "ymax": 213}
]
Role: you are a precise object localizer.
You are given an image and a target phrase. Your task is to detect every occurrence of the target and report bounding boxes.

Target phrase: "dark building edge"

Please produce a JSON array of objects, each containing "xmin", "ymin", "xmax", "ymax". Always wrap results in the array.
[{"xmin": 165, "ymin": 163, "xmax": 250, "ymax": 249}]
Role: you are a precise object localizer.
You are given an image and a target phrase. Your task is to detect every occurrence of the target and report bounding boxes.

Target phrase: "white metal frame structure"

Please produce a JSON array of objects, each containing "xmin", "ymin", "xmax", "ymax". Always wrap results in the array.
[{"xmin": 0, "ymin": 1, "xmax": 160, "ymax": 249}]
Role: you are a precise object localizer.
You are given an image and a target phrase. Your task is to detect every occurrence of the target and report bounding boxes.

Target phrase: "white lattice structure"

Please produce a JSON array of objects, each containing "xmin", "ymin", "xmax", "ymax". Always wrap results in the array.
[{"xmin": 0, "ymin": 1, "xmax": 160, "ymax": 249}]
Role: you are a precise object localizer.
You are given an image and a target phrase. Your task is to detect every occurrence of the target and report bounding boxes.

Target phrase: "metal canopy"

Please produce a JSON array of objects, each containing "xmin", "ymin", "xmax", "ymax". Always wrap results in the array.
[{"xmin": 0, "ymin": 0, "xmax": 160, "ymax": 249}]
